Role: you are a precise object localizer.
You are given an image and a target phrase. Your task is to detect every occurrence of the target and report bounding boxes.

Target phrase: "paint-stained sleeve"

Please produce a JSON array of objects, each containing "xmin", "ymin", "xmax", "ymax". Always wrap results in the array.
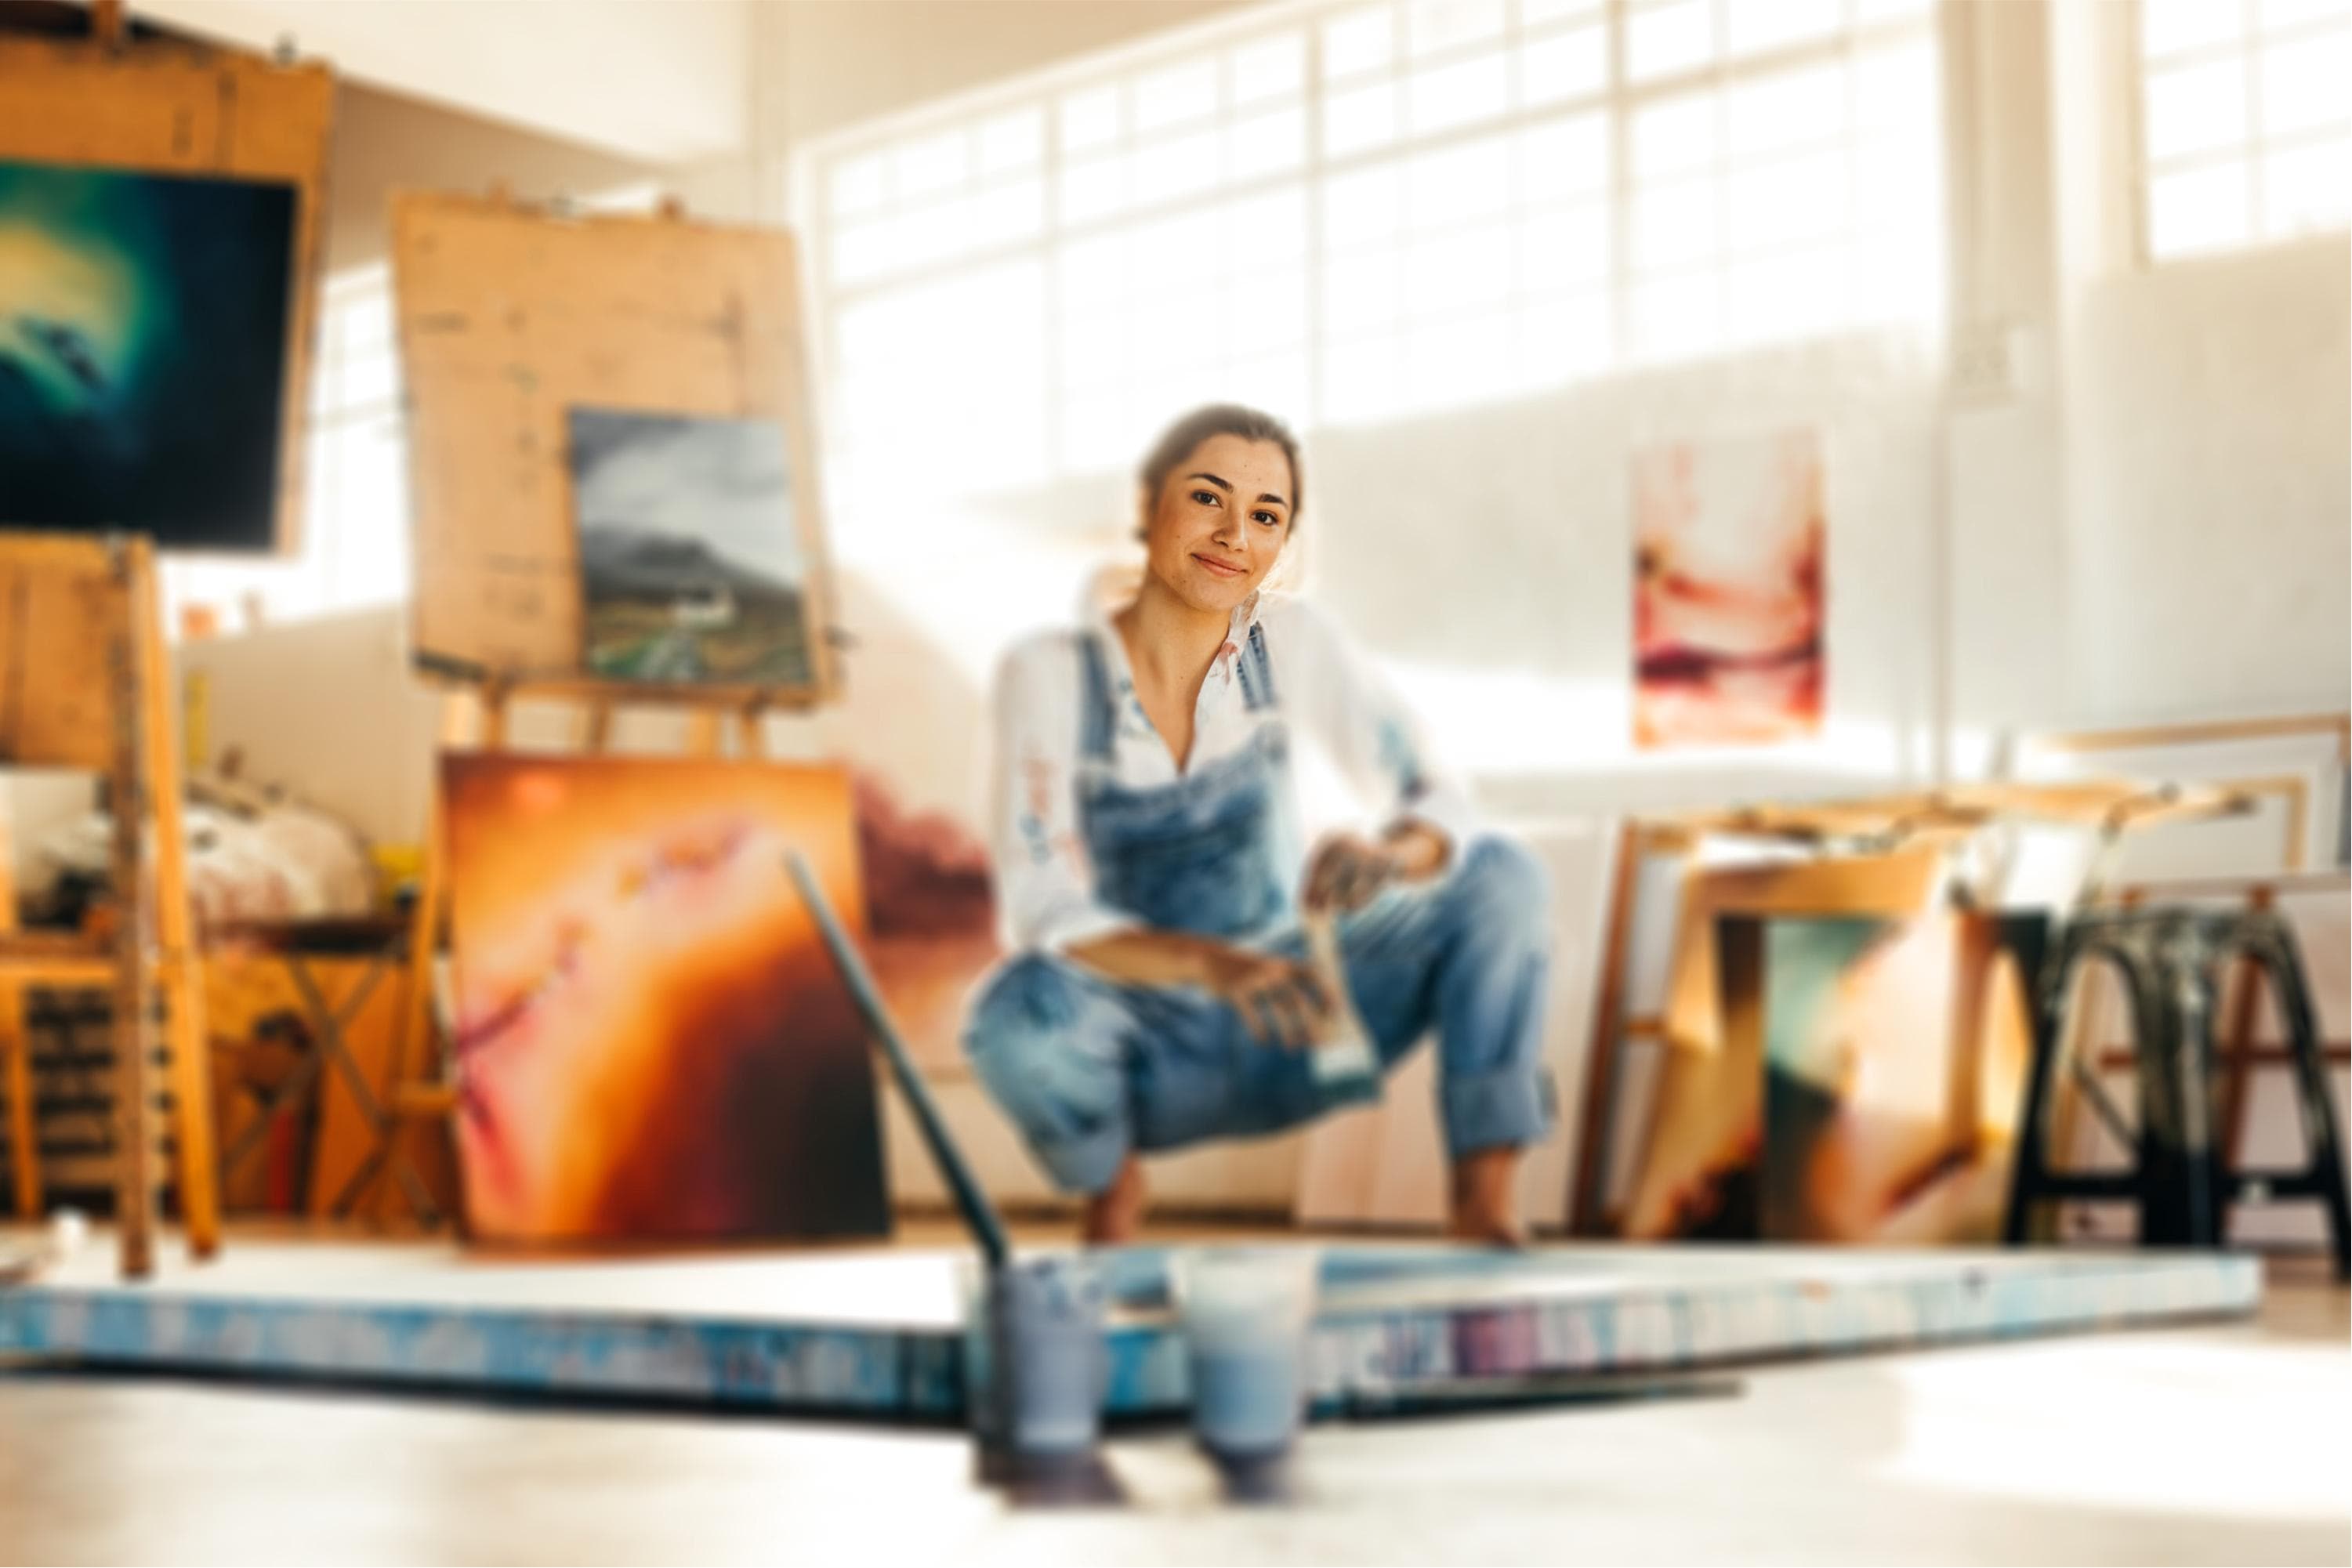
[
  {"xmin": 987, "ymin": 635, "xmax": 1142, "ymax": 954},
  {"xmin": 1267, "ymin": 596, "xmax": 1479, "ymax": 853}
]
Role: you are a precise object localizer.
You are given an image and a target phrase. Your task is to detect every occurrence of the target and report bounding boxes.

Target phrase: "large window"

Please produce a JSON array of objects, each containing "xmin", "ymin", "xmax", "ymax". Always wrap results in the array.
[
  {"xmin": 805, "ymin": 0, "xmax": 1944, "ymax": 516},
  {"xmin": 2136, "ymin": 0, "xmax": 2351, "ymax": 260}
]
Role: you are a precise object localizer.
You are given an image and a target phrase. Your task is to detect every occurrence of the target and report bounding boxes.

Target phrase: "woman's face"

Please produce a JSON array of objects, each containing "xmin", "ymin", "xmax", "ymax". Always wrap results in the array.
[{"xmin": 1139, "ymin": 433, "xmax": 1296, "ymax": 614}]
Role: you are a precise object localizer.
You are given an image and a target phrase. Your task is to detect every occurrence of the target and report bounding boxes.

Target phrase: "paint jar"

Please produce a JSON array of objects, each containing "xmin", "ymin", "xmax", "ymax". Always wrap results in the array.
[
  {"xmin": 984, "ymin": 1255, "xmax": 1109, "ymax": 1459},
  {"xmin": 1172, "ymin": 1246, "xmax": 1321, "ymax": 1459}
]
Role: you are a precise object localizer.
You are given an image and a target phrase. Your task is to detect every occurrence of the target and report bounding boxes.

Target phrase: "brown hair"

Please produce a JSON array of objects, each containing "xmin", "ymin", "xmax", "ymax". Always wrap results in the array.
[{"xmin": 1136, "ymin": 404, "xmax": 1305, "ymax": 530}]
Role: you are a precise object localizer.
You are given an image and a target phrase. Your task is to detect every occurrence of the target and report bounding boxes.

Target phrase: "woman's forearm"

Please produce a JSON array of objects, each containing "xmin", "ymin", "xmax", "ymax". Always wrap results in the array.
[{"xmin": 1060, "ymin": 927, "xmax": 1231, "ymax": 990}]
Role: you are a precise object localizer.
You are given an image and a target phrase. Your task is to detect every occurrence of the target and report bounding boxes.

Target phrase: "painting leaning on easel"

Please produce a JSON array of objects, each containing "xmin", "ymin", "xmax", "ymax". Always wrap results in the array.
[
  {"xmin": 567, "ymin": 407, "xmax": 814, "ymax": 688},
  {"xmin": 442, "ymin": 753, "xmax": 890, "ymax": 1244},
  {"xmin": 0, "ymin": 160, "xmax": 297, "ymax": 549}
]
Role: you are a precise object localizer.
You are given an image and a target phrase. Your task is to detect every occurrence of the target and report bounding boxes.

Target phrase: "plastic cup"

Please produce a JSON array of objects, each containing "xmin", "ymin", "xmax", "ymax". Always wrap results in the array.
[
  {"xmin": 1171, "ymin": 1246, "xmax": 1321, "ymax": 1460},
  {"xmin": 980, "ymin": 1256, "xmax": 1108, "ymax": 1459}
]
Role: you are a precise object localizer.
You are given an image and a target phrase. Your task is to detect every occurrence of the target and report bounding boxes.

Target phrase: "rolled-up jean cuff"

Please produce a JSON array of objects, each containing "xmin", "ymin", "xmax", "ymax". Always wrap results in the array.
[
  {"xmin": 1026, "ymin": 1123, "xmax": 1130, "ymax": 1196},
  {"xmin": 1441, "ymin": 1066, "xmax": 1553, "ymax": 1157}
]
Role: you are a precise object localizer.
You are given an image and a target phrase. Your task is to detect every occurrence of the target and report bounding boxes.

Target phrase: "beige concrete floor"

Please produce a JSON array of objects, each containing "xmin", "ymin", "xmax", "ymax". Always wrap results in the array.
[{"xmin": 1, "ymin": 1245, "xmax": 2344, "ymax": 1566}]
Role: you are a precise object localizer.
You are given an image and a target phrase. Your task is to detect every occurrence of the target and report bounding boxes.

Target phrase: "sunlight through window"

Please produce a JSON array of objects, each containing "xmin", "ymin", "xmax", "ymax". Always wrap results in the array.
[
  {"xmin": 808, "ymin": 0, "xmax": 1946, "ymax": 508},
  {"xmin": 2139, "ymin": 0, "xmax": 2352, "ymax": 259}
]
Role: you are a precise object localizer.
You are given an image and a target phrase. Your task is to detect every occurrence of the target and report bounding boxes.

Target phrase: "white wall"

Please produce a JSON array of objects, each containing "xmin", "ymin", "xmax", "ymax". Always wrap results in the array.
[
  {"xmin": 2065, "ymin": 238, "xmax": 2351, "ymax": 722},
  {"xmin": 136, "ymin": 0, "xmax": 753, "ymax": 163}
]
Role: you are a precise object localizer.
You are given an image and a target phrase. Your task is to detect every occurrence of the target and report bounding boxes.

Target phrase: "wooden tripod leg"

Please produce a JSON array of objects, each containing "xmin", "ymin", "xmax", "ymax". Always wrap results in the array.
[
  {"xmin": 108, "ymin": 542, "xmax": 156, "ymax": 1280},
  {"xmin": 0, "ymin": 798, "xmax": 38, "ymax": 1220},
  {"xmin": 385, "ymin": 693, "xmax": 472, "ymax": 1225},
  {"xmin": 137, "ymin": 549, "xmax": 219, "ymax": 1258},
  {"xmin": 1566, "ymin": 819, "xmax": 1644, "ymax": 1237}
]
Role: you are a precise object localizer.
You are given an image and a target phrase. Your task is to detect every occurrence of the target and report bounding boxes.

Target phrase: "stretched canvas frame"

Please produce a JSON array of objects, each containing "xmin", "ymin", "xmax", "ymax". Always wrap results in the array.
[
  {"xmin": 0, "ymin": 31, "xmax": 334, "ymax": 555},
  {"xmin": 391, "ymin": 192, "xmax": 839, "ymax": 705}
]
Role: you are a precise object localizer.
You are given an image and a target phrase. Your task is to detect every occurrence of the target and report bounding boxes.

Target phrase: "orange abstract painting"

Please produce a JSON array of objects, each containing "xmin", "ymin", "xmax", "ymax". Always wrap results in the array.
[
  {"xmin": 444, "ymin": 755, "xmax": 889, "ymax": 1244},
  {"xmin": 1633, "ymin": 429, "xmax": 1825, "ymax": 749}
]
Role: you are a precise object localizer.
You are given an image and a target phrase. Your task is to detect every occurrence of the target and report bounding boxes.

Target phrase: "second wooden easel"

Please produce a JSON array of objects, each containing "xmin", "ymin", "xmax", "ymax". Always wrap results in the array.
[{"xmin": 0, "ymin": 535, "xmax": 219, "ymax": 1277}]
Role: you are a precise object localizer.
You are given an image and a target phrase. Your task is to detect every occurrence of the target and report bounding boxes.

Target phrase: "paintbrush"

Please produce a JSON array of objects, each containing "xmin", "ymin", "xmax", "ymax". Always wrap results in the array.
[
  {"xmin": 784, "ymin": 851, "xmax": 1009, "ymax": 1271},
  {"xmin": 1303, "ymin": 909, "xmax": 1379, "ymax": 1096}
]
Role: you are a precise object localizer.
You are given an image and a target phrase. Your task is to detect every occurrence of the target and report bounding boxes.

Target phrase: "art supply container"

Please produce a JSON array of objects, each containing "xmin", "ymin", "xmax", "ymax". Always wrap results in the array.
[
  {"xmin": 1171, "ymin": 1247, "xmax": 1321, "ymax": 1459},
  {"xmin": 975, "ymin": 1255, "xmax": 1109, "ymax": 1459}
]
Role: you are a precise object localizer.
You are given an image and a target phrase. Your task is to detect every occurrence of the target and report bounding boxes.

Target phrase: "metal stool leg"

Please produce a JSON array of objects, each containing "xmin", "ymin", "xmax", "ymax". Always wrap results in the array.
[
  {"xmin": 2241, "ymin": 918, "xmax": 2352, "ymax": 1278},
  {"xmin": 2006, "ymin": 932, "xmax": 2078, "ymax": 1244},
  {"xmin": 2136, "ymin": 928, "xmax": 2223, "ymax": 1249}
]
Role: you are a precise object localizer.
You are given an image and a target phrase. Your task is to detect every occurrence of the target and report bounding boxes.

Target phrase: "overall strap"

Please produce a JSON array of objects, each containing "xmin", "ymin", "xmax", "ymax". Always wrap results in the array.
[
  {"xmin": 1075, "ymin": 631, "xmax": 1118, "ymax": 760},
  {"xmin": 1235, "ymin": 621, "xmax": 1279, "ymax": 713}
]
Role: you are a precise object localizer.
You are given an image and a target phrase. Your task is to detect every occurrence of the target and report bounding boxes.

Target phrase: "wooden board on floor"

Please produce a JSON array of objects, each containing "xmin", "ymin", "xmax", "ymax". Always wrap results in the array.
[
  {"xmin": 390, "ymin": 191, "xmax": 839, "ymax": 699},
  {"xmin": 0, "ymin": 33, "xmax": 335, "ymax": 555}
]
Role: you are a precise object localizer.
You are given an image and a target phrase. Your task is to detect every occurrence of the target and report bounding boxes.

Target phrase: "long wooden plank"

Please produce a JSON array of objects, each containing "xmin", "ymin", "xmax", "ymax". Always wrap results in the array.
[
  {"xmin": 2029, "ymin": 713, "xmax": 2350, "ymax": 757},
  {"xmin": 0, "ymin": 792, "xmax": 36, "ymax": 1219},
  {"xmin": 104, "ymin": 548, "xmax": 155, "ymax": 1279},
  {"xmin": 1566, "ymin": 819, "xmax": 1644, "ymax": 1236},
  {"xmin": 136, "ymin": 543, "xmax": 220, "ymax": 1258}
]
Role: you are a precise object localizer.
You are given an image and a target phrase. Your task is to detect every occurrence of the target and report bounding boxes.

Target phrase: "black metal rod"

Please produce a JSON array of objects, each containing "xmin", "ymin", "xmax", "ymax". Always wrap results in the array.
[{"xmin": 785, "ymin": 851, "xmax": 1010, "ymax": 1272}]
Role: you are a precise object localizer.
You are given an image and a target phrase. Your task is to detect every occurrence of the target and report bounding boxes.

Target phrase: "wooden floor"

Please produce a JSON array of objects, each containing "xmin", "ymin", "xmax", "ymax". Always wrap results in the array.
[{"xmin": 1, "ymin": 1229, "xmax": 2343, "ymax": 1566}]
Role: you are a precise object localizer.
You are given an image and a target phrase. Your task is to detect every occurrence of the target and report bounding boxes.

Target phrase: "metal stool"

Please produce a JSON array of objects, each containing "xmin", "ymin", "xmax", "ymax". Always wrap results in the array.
[{"xmin": 2005, "ymin": 905, "xmax": 2350, "ymax": 1276}]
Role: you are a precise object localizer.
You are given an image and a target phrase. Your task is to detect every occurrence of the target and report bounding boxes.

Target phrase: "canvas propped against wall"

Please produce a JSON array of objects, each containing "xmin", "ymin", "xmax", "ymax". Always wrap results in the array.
[
  {"xmin": 392, "ymin": 193, "xmax": 838, "ymax": 704},
  {"xmin": 0, "ymin": 32, "xmax": 333, "ymax": 552},
  {"xmin": 441, "ymin": 754, "xmax": 889, "ymax": 1244},
  {"xmin": 1627, "ymin": 908, "xmax": 2041, "ymax": 1245},
  {"xmin": 1633, "ymin": 429, "xmax": 1825, "ymax": 749}
]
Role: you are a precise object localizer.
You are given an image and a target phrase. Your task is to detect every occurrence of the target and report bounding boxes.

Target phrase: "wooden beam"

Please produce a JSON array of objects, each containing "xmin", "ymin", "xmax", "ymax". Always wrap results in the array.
[
  {"xmin": 91, "ymin": 0, "xmax": 127, "ymax": 49},
  {"xmin": 2027, "ymin": 712, "xmax": 2350, "ymax": 758},
  {"xmin": 107, "ymin": 545, "xmax": 155, "ymax": 1280},
  {"xmin": 0, "ymin": 795, "xmax": 37, "ymax": 1220},
  {"xmin": 1567, "ymin": 819, "xmax": 1644, "ymax": 1237},
  {"xmin": 136, "ymin": 544, "xmax": 219, "ymax": 1258}
]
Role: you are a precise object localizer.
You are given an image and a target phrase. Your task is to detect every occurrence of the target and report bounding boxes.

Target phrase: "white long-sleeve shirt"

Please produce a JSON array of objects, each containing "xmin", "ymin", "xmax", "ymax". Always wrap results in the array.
[{"xmin": 988, "ymin": 589, "xmax": 1477, "ymax": 954}]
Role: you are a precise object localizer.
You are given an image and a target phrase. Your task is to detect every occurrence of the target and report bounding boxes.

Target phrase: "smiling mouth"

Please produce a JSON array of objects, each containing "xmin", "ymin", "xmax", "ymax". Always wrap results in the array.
[{"xmin": 1193, "ymin": 554, "xmax": 1246, "ymax": 578}]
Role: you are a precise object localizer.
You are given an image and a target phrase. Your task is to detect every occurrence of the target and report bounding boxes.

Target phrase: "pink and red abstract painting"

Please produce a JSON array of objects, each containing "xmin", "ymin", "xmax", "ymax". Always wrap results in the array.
[{"xmin": 1633, "ymin": 429, "xmax": 1826, "ymax": 749}]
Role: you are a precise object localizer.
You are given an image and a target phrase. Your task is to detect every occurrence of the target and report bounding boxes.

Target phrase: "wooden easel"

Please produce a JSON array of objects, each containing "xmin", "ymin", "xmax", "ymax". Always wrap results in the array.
[
  {"xmin": 0, "ymin": 536, "xmax": 219, "ymax": 1277},
  {"xmin": 0, "ymin": 0, "xmax": 334, "ymax": 1273},
  {"xmin": 368, "ymin": 187, "xmax": 843, "ymax": 1226}
]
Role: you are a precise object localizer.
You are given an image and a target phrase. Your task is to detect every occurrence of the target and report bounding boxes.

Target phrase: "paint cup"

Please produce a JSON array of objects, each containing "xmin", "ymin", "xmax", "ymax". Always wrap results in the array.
[
  {"xmin": 984, "ymin": 1256, "xmax": 1109, "ymax": 1460},
  {"xmin": 1171, "ymin": 1246, "xmax": 1321, "ymax": 1460}
]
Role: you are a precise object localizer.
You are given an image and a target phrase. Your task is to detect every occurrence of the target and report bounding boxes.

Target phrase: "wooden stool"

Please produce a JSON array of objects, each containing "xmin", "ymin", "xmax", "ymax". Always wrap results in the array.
[{"xmin": 2005, "ymin": 906, "xmax": 2351, "ymax": 1276}]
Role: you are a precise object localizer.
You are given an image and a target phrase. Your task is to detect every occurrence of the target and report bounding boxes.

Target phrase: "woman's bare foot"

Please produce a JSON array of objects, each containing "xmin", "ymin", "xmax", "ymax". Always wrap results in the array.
[
  {"xmin": 1447, "ymin": 1146, "xmax": 1526, "ymax": 1246},
  {"xmin": 1082, "ymin": 1155, "xmax": 1147, "ymax": 1244}
]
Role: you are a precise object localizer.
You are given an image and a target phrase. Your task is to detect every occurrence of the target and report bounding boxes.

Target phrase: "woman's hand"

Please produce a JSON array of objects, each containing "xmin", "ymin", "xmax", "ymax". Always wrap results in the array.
[
  {"xmin": 1303, "ymin": 822, "xmax": 1450, "ymax": 914},
  {"xmin": 1198, "ymin": 944, "xmax": 1337, "ymax": 1048},
  {"xmin": 1060, "ymin": 929, "xmax": 1335, "ymax": 1048}
]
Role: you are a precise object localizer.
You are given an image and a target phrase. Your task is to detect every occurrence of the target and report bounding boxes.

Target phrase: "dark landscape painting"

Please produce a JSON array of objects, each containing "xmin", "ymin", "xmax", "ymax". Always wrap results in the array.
[
  {"xmin": 567, "ymin": 406, "xmax": 812, "ymax": 689},
  {"xmin": 0, "ymin": 160, "xmax": 298, "ymax": 550}
]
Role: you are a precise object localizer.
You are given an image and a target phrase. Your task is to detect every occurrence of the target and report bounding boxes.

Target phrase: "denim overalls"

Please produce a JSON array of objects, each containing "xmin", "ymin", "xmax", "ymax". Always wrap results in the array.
[{"xmin": 965, "ymin": 624, "xmax": 1555, "ymax": 1194}]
